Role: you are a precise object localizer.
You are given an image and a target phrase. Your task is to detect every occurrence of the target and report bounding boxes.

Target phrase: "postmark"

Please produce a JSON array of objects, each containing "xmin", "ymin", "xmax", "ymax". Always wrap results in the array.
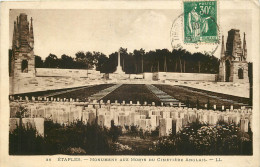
[
  {"xmin": 170, "ymin": 13, "xmax": 220, "ymax": 56},
  {"xmin": 183, "ymin": 0, "xmax": 218, "ymax": 44}
]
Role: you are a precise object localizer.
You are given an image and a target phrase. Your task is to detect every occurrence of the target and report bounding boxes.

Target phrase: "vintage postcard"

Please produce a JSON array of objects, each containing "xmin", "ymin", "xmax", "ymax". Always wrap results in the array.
[{"xmin": 0, "ymin": 0, "xmax": 259, "ymax": 167}]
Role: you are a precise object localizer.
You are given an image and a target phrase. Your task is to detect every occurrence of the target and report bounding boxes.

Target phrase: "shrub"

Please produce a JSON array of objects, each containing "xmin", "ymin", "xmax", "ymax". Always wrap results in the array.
[
  {"xmin": 111, "ymin": 142, "xmax": 133, "ymax": 154},
  {"xmin": 152, "ymin": 121, "xmax": 252, "ymax": 155},
  {"xmin": 10, "ymin": 120, "xmax": 113, "ymax": 155},
  {"xmin": 109, "ymin": 123, "xmax": 122, "ymax": 142},
  {"xmin": 9, "ymin": 123, "xmax": 45, "ymax": 155},
  {"xmin": 64, "ymin": 147, "xmax": 87, "ymax": 155}
]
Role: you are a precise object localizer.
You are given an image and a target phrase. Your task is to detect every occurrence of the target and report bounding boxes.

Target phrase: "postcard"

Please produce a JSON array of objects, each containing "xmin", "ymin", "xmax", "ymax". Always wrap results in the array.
[{"xmin": 0, "ymin": 0, "xmax": 259, "ymax": 167}]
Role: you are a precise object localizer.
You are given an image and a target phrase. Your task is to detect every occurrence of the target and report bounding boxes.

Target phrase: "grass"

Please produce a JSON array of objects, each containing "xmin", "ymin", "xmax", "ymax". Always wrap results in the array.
[
  {"xmin": 117, "ymin": 135, "xmax": 157, "ymax": 155},
  {"xmin": 52, "ymin": 84, "xmax": 114, "ymax": 101},
  {"xmin": 11, "ymin": 84, "xmax": 250, "ymax": 109},
  {"xmin": 179, "ymin": 85, "xmax": 250, "ymax": 105},
  {"xmin": 11, "ymin": 85, "xmax": 88, "ymax": 100},
  {"xmin": 154, "ymin": 84, "xmax": 249, "ymax": 109},
  {"xmin": 102, "ymin": 84, "xmax": 161, "ymax": 105}
]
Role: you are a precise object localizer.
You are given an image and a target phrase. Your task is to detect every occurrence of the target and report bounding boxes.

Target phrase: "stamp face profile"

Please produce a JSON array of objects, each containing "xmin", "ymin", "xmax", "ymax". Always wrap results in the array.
[{"xmin": 183, "ymin": 0, "xmax": 218, "ymax": 44}]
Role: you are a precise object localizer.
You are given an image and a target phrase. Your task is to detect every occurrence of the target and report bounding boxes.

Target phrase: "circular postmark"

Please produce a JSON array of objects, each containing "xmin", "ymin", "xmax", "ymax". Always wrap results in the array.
[{"xmin": 170, "ymin": 12, "xmax": 221, "ymax": 56}]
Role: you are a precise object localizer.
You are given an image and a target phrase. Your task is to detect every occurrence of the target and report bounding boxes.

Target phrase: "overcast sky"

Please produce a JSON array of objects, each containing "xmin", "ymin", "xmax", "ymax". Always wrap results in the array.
[{"xmin": 9, "ymin": 9, "xmax": 252, "ymax": 61}]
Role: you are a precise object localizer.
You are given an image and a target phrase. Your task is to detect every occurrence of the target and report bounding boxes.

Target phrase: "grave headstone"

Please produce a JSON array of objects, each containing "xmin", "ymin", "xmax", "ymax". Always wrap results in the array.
[
  {"xmin": 22, "ymin": 118, "xmax": 35, "ymax": 129},
  {"xmin": 240, "ymin": 119, "xmax": 249, "ymax": 132},
  {"xmin": 10, "ymin": 107, "xmax": 18, "ymax": 118},
  {"xmin": 88, "ymin": 112, "xmax": 96, "ymax": 125},
  {"xmin": 9, "ymin": 118, "xmax": 20, "ymax": 132},
  {"xmin": 172, "ymin": 118, "xmax": 182, "ymax": 134},
  {"xmin": 98, "ymin": 115, "xmax": 105, "ymax": 127},
  {"xmin": 33, "ymin": 118, "xmax": 44, "ymax": 136},
  {"xmin": 159, "ymin": 118, "xmax": 172, "ymax": 137}
]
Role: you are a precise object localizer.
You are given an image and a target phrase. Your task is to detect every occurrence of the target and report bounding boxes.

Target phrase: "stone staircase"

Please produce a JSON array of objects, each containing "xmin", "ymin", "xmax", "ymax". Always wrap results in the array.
[
  {"xmin": 88, "ymin": 84, "xmax": 122, "ymax": 101},
  {"xmin": 146, "ymin": 84, "xmax": 185, "ymax": 107}
]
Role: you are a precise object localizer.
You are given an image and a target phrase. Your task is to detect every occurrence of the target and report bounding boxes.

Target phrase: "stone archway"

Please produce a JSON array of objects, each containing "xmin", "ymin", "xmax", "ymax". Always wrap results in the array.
[
  {"xmin": 238, "ymin": 68, "xmax": 244, "ymax": 79},
  {"xmin": 21, "ymin": 60, "xmax": 28, "ymax": 73},
  {"xmin": 225, "ymin": 60, "xmax": 231, "ymax": 82}
]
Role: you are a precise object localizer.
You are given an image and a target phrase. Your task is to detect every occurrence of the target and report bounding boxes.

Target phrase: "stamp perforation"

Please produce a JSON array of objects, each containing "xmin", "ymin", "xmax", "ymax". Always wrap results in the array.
[{"xmin": 181, "ymin": 0, "xmax": 220, "ymax": 46}]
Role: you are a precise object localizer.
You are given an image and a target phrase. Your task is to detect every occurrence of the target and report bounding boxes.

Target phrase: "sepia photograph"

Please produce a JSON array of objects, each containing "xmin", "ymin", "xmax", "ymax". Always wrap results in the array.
[{"xmin": 1, "ymin": 0, "xmax": 259, "ymax": 167}]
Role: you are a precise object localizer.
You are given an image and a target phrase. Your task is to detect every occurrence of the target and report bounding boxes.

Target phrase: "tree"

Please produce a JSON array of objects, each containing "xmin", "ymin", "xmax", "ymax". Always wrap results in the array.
[
  {"xmin": 36, "ymin": 48, "xmax": 220, "ymax": 74},
  {"xmin": 133, "ymin": 48, "xmax": 145, "ymax": 73},
  {"xmin": 35, "ymin": 55, "xmax": 44, "ymax": 68},
  {"xmin": 85, "ymin": 51, "xmax": 94, "ymax": 69},
  {"xmin": 60, "ymin": 54, "xmax": 74, "ymax": 69},
  {"xmin": 119, "ymin": 47, "xmax": 129, "ymax": 72},
  {"xmin": 75, "ymin": 51, "xmax": 86, "ymax": 69},
  {"xmin": 93, "ymin": 52, "xmax": 108, "ymax": 72},
  {"xmin": 44, "ymin": 53, "xmax": 58, "ymax": 68}
]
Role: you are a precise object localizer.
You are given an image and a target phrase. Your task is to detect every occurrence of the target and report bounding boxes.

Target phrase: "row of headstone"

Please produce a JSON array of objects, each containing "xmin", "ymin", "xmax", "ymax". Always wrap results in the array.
[
  {"xmin": 9, "ymin": 118, "xmax": 44, "ymax": 136},
  {"xmin": 10, "ymin": 101, "xmax": 252, "ymax": 136},
  {"xmin": 9, "ymin": 96, "xmax": 249, "ymax": 111}
]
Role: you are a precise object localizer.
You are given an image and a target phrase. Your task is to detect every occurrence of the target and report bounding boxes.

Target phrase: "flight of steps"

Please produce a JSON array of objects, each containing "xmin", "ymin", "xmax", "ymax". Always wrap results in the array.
[
  {"xmin": 146, "ymin": 84, "xmax": 185, "ymax": 107},
  {"xmin": 88, "ymin": 84, "xmax": 122, "ymax": 101}
]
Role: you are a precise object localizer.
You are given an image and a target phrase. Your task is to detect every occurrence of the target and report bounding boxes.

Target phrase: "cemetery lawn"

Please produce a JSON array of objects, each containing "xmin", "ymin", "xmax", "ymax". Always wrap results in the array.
[
  {"xmin": 154, "ymin": 84, "xmax": 249, "ymax": 109},
  {"xmin": 12, "ymin": 85, "xmax": 89, "ymax": 99},
  {"xmin": 117, "ymin": 135, "xmax": 158, "ymax": 155},
  {"xmin": 52, "ymin": 84, "xmax": 114, "ymax": 101},
  {"xmin": 179, "ymin": 85, "xmax": 250, "ymax": 105},
  {"xmin": 102, "ymin": 84, "xmax": 161, "ymax": 105}
]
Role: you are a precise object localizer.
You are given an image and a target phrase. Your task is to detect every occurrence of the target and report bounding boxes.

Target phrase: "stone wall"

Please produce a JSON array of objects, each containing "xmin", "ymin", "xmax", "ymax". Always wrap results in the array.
[
  {"xmin": 153, "ymin": 72, "xmax": 217, "ymax": 81},
  {"xmin": 9, "ymin": 76, "xmax": 106, "ymax": 95},
  {"xmin": 35, "ymin": 68, "xmax": 102, "ymax": 78},
  {"xmin": 9, "ymin": 68, "xmax": 106, "ymax": 95}
]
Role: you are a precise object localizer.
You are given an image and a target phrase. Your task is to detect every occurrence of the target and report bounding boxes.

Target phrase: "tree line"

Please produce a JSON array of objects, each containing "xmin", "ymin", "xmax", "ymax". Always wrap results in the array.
[{"xmin": 10, "ymin": 48, "xmax": 220, "ymax": 74}]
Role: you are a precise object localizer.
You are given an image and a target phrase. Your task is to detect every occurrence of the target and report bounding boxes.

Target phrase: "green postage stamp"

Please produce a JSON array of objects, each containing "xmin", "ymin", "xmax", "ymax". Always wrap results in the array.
[{"xmin": 183, "ymin": 0, "xmax": 218, "ymax": 44}]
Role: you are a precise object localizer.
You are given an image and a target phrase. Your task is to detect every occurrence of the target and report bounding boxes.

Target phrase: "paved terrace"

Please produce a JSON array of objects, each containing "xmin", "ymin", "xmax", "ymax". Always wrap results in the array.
[{"xmin": 11, "ymin": 84, "xmax": 251, "ymax": 110}]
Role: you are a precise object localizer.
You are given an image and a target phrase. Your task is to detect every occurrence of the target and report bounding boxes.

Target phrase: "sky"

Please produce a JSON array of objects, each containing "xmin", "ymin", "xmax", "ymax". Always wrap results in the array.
[{"xmin": 9, "ymin": 9, "xmax": 252, "ymax": 61}]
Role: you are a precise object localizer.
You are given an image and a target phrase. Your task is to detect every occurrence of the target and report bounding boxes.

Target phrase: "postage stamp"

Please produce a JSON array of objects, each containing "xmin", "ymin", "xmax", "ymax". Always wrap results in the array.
[{"xmin": 183, "ymin": 0, "xmax": 218, "ymax": 43}]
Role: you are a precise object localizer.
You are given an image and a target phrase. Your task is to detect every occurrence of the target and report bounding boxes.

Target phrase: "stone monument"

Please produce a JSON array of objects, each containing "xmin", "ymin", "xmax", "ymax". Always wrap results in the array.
[
  {"xmin": 218, "ymin": 29, "xmax": 249, "ymax": 83},
  {"xmin": 114, "ymin": 48, "xmax": 125, "ymax": 74},
  {"xmin": 10, "ymin": 13, "xmax": 35, "ymax": 78},
  {"xmin": 107, "ymin": 48, "xmax": 128, "ymax": 80}
]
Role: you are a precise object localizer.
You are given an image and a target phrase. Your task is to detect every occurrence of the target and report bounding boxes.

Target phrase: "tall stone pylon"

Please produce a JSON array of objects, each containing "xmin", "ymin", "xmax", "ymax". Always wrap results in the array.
[
  {"xmin": 218, "ymin": 29, "xmax": 249, "ymax": 83},
  {"xmin": 10, "ymin": 13, "xmax": 36, "ymax": 94},
  {"xmin": 118, "ymin": 48, "xmax": 121, "ymax": 67},
  {"xmin": 11, "ymin": 13, "xmax": 35, "ymax": 78},
  {"xmin": 218, "ymin": 35, "xmax": 225, "ymax": 82},
  {"xmin": 114, "ymin": 48, "xmax": 124, "ymax": 74}
]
